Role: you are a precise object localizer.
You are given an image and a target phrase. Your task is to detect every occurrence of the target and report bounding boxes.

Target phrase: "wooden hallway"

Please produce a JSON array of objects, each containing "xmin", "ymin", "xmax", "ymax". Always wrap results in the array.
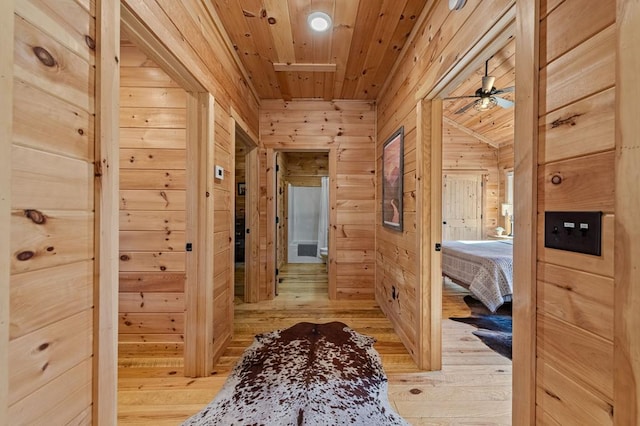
[{"xmin": 118, "ymin": 264, "xmax": 511, "ymax": 424}]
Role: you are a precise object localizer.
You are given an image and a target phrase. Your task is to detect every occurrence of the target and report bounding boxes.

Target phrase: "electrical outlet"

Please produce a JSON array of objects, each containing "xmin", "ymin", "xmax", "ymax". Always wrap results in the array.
[{"xmin": 215, "ymin": 165, "xmax": 224, "ymax": 179}]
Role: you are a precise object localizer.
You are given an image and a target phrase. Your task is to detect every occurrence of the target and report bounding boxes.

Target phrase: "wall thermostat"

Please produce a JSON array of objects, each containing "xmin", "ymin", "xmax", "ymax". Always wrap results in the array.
[{"xmin": 215, "ymin": 165, "xmax": 224, "ymax": 179}]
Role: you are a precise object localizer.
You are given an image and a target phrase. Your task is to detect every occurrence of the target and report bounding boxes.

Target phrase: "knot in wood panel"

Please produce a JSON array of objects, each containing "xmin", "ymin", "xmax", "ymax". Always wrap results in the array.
[
  {"xmin": 32, "ymin": 46, "xmax": 56, "ymax": 67},
  {"xmin": 16, "ymin": 251, "xmax": 35, "ymax": 261},
  {"xmin": 24, "ymin": 209, "xmax": 46, "ymax": 224},
  {"xmin": 84, "ymin": 35, "xmax": 96, "ymax": 50}
]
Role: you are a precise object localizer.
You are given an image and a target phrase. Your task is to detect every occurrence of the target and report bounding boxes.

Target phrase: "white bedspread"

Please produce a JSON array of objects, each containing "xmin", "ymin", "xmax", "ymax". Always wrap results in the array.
[{"xmin": 441, "ymin": 240, "xmax": 513, "ymax": 312}]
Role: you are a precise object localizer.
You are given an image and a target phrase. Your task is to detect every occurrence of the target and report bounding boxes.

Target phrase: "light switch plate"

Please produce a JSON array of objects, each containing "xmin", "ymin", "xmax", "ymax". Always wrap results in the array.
[
  {"xmin": 215, "ymin": 165, "xmax": 224, "ymax": 179},
  {"xmin": 544, "ymin": 211, "xmax": 602, "ymax": 256}
]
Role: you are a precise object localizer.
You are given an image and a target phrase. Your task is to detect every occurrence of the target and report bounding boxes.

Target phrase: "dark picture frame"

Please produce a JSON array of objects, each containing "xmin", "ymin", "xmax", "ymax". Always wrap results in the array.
[
  {"xmin": 237, "ymin": 182, "xmax": 246, "ymax": 196},
  {"xmin": 382, "ymin": 127, "xmax": 404, "ymax": 231}
]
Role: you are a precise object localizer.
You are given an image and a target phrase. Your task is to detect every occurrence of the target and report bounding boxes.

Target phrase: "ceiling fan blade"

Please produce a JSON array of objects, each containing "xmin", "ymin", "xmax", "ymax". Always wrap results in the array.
[
  {"xmin": 482, "ymin": 76, "xmax": 495, "ymax": 93},
  {"xmin": 444, "ymin": 94, "xmax": 479, "ymax": 100},
  {"xmin": 494, "ymin": 96, "xmax": 514, "ymax": 109},
  {"xmin": 455, "ymin": 101, "xmax": 476, "ymax": 115},
  {"xmin": 494, "ymin": 86, "xmax": 515, "ymax": 94}
]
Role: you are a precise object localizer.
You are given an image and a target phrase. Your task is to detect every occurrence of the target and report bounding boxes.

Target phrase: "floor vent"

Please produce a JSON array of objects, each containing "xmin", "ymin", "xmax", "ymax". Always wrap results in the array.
[{"xmin": 297, "ymin": 244, "xmax": 317, "ymax": 257}]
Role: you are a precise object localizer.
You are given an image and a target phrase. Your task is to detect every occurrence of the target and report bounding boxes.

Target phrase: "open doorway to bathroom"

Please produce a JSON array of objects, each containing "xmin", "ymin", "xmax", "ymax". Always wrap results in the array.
[{"xmin": 275, "ymin": 152, "xmax": 329, "ymax": 296}]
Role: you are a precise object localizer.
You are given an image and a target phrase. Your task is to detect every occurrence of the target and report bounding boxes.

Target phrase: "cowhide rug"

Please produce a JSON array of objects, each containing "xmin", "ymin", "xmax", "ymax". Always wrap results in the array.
[
  {"xmin": 182, "ymin": 321, "xmax": 409, "ymax": 426},
  {"xmin": 450, "ymin": 295, "xmax": 512, "ymax": 360}
]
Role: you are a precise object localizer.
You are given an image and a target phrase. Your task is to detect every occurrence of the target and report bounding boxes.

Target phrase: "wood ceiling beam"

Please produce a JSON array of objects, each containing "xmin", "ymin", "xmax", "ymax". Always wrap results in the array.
[
  {"xmin": 443, "ymin": 116, "xmax": 499, "ymax": 148},
  {"xmin": 273, "ymin": 63, "xmax": 337, "ymax": 72}
]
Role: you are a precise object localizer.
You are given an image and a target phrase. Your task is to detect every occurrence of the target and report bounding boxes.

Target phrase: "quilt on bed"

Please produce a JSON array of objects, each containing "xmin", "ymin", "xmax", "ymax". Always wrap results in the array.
[{"xmin": 442, "ymin": 240, "xmax": 513, "ymax": 312}]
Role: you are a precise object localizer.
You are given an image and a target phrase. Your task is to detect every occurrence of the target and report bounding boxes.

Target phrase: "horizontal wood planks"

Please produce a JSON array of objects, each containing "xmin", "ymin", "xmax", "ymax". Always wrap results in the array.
[
  {"xmin": 535, "ymin": 1, "xmax": 616, "ymax": 422},
  {"xmin": 260, "ymin": 100, "xmax": 376, "ymax": 300},
  {"xmin": 8, "ymin": 0, "xmax": 95, "ymax": 422},
  {"xmin": 119, "ymin": 42, "xmax": 186, "ymax": 356}
]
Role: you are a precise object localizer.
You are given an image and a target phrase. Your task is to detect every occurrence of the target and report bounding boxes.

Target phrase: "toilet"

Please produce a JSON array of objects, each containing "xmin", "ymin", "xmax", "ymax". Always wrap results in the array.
[{"xmin": 319, "ymin": 247, "xmax": 328, "ymax": 270}]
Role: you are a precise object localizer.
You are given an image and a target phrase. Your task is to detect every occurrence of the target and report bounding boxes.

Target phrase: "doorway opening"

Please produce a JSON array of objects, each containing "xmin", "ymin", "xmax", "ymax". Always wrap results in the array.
[
  {"xmin": 117, "ymin": 3, "xmax": 217, "ymax": 378},
  {"xmin": 233, "ymin": 121, "xmax": 258, "ymax": 303},
  {"xmin": 275, "ymin": 151, "xmax": 330, "ymax": 296},
  {"xmin": 438, "ymin": 38, "xmax": 516, "ymax": 367}
]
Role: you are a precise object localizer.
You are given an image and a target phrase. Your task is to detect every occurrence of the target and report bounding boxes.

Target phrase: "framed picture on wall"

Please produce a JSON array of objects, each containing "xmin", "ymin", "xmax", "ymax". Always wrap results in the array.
[
  {"xmin": 237, "ymin": 182, "xmax": 246, "ymax": 196},
  {"xmin": 382, "ymin": 127, "xmax": 404, "ymax": 231}
]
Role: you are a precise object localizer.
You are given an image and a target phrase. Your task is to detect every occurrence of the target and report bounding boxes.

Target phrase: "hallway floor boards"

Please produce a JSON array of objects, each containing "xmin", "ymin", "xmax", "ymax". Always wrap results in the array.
[{"xmin": 118, "ymin": 263, "xmax": 511, "ymax": 424}]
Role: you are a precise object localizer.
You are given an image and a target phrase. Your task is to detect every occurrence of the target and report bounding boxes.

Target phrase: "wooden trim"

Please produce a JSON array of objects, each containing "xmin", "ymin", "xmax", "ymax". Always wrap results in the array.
[
  {"xmin": 615, "ymin": 1, "xmax": 640, "ymax": 423},
  {"xmin": 513, "ymin": 0, "xmax": 539, "ymax": 423},
  {"xmin": 184, "ymin": 93, "xmax": 199, "ymax": 377},
  {"xmin": 265, "ymin": 149, "xmax": 277, "ymax": 298},
  {"xmin": 231, "ymin": 106, "xmax": 259, "ymax": 148},
  {"xmin": 95, "ymin": 0, "xmax": 119, "ymax": 422},
  {"xmin": 417, "ymin": 99, "xmax": 443, "ymax": 370},
  {"xmin": 0, "ymin": 0, "xmax": 14, "ymax": 420},
  {"xmin": 184, "ymin": 93, "xmax": 216, "ymax": 376},
  {"xmin": 443, "ymin": 117, "xmax": 499, "ymax": 148},
  {"xmin": 120, "ymin": 3, "xmax": 205, "ymax": 92},
  {"xmin": 245, "ymin": 148, "xmax": 259, "ymax": 303},
  {"xmin": 328, "ymin": 149, "xmax": 338, "ymax": 299},
  {"xmin": 200, "ymin": 93, "xmax": 216, "ymax": 374},
  {"xmin": 273, "ymin": 63, "xmax": 337, "ymax": 72},
  {"xmin": 422, "ymin": 2, "xmax": 516, "ymax": 100}
]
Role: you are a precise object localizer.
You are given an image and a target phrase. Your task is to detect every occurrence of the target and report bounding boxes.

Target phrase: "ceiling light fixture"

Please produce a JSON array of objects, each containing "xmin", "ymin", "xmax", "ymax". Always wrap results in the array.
[
  {"xmin": 307, "ymin": 11, "xmax": 332, "ymax": 32},
  {"xmin": 473, "ymin": 96, "xmax": 498, "ymax": 111},
  {"xmin": 448, "ymin": 0, "xmax": 467, "ymax": 11}
]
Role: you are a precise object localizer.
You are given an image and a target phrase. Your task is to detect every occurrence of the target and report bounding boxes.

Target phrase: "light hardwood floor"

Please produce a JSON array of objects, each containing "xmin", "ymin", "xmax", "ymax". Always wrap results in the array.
[{"xmin": 118, "ymin": 263, "xmax": 512, "ymax": 424}]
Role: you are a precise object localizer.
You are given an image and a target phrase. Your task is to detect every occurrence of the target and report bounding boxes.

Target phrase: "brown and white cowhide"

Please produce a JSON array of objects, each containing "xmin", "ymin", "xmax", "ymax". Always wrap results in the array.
[{"xmin": 182, "ymin": 322, "xmax": 409, "ymax": 425}]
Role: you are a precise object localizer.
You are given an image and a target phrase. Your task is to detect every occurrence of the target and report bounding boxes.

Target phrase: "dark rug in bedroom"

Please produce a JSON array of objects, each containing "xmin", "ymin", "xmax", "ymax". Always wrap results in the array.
[{"xmin": 450, "ymin": 296, "xmax": 512, "ymax": 360}]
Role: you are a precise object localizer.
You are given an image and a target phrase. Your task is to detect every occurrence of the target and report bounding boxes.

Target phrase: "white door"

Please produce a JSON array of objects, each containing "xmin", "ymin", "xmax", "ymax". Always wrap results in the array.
[{"xmin": 442, "ymin": 173, "xmax": 484, "ymax": 240}]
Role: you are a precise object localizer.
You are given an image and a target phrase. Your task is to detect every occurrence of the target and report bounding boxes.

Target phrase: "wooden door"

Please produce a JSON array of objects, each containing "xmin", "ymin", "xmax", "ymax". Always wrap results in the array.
[{"xmin": 442, "ymin": 173, "xmax": 484, "ymax": 240}]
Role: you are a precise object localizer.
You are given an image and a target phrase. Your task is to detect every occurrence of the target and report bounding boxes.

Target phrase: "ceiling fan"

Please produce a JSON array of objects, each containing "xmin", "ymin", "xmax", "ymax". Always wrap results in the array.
[{"xmin": 445, "ymin": 58, "xmax": 515, "ymax": 114}]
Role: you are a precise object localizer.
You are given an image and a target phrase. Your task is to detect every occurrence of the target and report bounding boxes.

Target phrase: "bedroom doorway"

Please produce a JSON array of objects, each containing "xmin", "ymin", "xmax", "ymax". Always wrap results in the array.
[{"xmin": 437, "ymin": 37, "xmax": 516, "ymax": 368}]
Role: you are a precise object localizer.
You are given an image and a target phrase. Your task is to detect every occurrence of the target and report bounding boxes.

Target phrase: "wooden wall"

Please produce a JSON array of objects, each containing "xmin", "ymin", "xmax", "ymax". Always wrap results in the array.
[
  {"xmin": 376, "ymin": 0, "xmax": 516, "ymax": 365},
  {"xmin": 260, "ymin": 100, "xmax": 376, "ymax": 300},
  {"xmin": 8, "ymin": 0, "xmax": 95, "ymax": 423},
  {"xmin": 535, "ymin": 0, "xmax": 615, "ymax": 422},
  {"xmin": 443, "ymin": 124, "xmax": 500, "ymax": 237},
  {"xmin": 283, "ymin": 152, "xmax": 329, "ymax": 187},
  {"xmin": 118, "ymin": 42, "xmax": 187, "ymax": 356}
]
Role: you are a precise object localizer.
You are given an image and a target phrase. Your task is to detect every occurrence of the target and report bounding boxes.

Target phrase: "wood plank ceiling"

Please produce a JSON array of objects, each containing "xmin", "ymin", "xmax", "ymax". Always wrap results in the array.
[
  {"xmin": 205, "ymin": 0, "xmax": 429, "ymax": 101},
  {"xmin": 442, "ymin": 39, "xmax": 516, "ymax": 147},
  {"xmin": 206, "ymin": 0, "xmax": 514, "ymax": 147}
]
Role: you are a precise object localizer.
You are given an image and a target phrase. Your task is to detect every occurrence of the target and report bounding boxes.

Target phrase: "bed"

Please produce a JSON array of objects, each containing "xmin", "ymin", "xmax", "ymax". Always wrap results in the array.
[{"xmin": 441, "ymin": 240, "xmax": 513, "ymax": 312}]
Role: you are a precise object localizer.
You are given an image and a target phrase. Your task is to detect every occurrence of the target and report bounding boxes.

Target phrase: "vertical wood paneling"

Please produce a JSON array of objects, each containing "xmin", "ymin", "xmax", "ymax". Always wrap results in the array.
[
  {"xmin": 9, "ymin": 1, "xmax": 96, "ymax": 422},
  {"xmin": 260, "ymin": 100, "xmax": 376, "ymax": 300},
  {"xmin": 118, "ymin": 43, "xmax": 186, "ymax": 354},
  {"xmin": 0, "ymin": 1, "xmax": 14, "ymax": 419}
]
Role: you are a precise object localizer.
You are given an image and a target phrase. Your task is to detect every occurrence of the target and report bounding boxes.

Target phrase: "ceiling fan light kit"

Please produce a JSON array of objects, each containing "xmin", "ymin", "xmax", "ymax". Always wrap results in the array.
[
  {"xmin": 308, "ymin": 12, "xmax": 332, "ymax": 32},
  {"xmin": 444, "ymin": 57, "xmax": 515, "ymax": 115},
  {"xmin": 449, "ymin": 0, "xmax": 467, "ymax": 11}
]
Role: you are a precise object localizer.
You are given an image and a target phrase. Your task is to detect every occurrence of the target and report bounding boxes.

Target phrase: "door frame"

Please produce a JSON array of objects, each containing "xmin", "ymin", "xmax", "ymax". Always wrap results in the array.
[
  {"xmin": 100, "ymin": 2, "xmax": 218, "ymax": 388},
  {"xmin": 416, "ymin": 3, "xmax": 538, "ymax": 420},
  {"xmin": 258, "ymin": 146, "xmax": 337, "ymax": 300},
  {"xmin": 230, "ymin": 107, "xmax": 259, "ymax": 303}
]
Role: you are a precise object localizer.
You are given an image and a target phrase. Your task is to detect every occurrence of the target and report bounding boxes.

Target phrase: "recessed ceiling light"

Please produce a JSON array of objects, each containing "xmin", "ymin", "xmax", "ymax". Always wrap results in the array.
[{"xmin": 308, "ymin": 11, "xmax": 332, "ymax": 32}]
